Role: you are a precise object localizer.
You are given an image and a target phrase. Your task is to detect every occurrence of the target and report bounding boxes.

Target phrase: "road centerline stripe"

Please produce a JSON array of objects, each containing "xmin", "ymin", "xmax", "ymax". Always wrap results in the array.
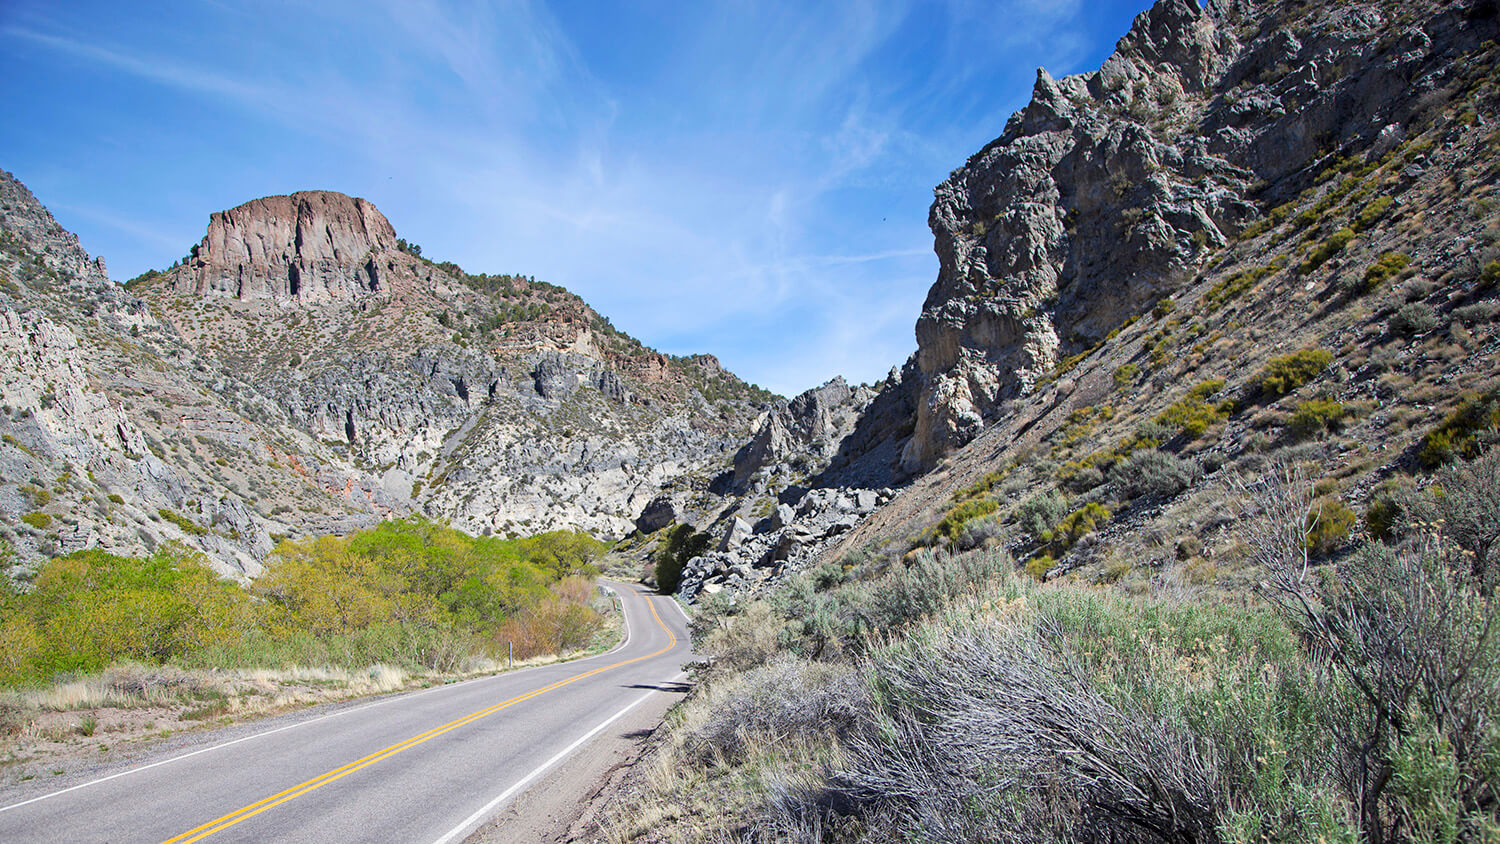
[{"xmin": 160, "ymin": 588, "xmax": 678, "ymax": 844}]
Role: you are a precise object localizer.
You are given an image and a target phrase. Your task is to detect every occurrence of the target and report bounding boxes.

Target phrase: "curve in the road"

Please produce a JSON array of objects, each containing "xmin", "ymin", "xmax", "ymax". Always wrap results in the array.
[
  {"xmin": 162, "ymin": 595, "xmax": 678, "ymax": 844},
  {"xmin": 0, "ymin": 580, "xmax": 691, "ymax": 844}
]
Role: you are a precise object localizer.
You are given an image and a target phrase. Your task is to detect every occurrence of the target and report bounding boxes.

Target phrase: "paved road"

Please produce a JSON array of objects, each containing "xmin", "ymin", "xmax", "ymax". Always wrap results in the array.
[{"xmin": 0, "ymin": 581, "xmax": 691, "ymax": 843}]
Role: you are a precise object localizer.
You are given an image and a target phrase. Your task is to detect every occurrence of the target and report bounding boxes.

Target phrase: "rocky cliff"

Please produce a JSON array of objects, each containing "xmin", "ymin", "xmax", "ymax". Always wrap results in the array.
[
  {"xmin": 165, "ymin": 191, "xmax": 404, "ymax": 303},
  {"xmin": 882, "ymin": 0, "xmax": 1500, "ymax": 474},
  {"xmin": 814, "ymin": 0, "xmax": 1500, "ymax": 589},
  {"xmin": 0, "ymin": 171, "xmax": 384, "ymax": 576}
]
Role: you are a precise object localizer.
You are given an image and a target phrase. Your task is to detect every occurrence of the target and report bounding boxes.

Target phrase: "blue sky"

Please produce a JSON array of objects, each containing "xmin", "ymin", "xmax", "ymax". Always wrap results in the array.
[{"xmin": 1, "ymin": 0, "xmax": 1153, "ymax": 397}]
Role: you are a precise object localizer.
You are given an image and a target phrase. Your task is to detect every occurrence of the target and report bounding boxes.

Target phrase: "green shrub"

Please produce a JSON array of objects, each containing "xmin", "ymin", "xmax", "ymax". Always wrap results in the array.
[
  {"xmin": 1255, "ymin": 349, "xmax": 1334, "ymax": 397},
  {"xmin": 1480, "ymin": 259, "xmax": 1500, "ymax": 289},
  {"xmin": 157, "ymin": 508, "xmax": 207, "ymax": 536},
  {"xmin": 1025, "ymin": 554, "xmax": 1058, "ymax": 580},
  {"xmin": 1048, "ymin": 502, "xmax": 1110, "ymax": 555},
  {"xmin": 107, "ymin": 493, "xmax": 125, "ymax": 505},
  {"xmin": 20, "ymin": 512, "xmax": 51, "ymax": 530},
  {"xmin": 1152, "ymin": 298, "xmax": 1176, "ymax": 318},
  {"xmin": 1204, "ymin": 263, "xmax": 1278, "ymax": 311},
  {"xmin": 1352, "ymin": 195, "xmax": 1393, "ymax": 231},
  {"xmin": 1388, "ymin": 302, "xmax": 1438, "ymax": 336},
  {"xmin": 1155, "ymin": 379, "xmax": 1235, "ymax": 438},
  {"xmin": 951, "ymin": 471, "xmax": 1002, "ymax": 503},
  {"xmin": 0, "ymin": 547, "xmax": 252, "ymax": 684},
  {"xmin": 655, "ymin": 523, "xmax": 711, "ymax": 595},
  {"xmin": 1112, "ymin": 363, "xmax": 1140, "ymax": 387},
  {"xmin": 1290, "ymin": 399, "xmax": 1351, "ymax": 438},
  {"xmin": 1109, "ymin": 449, "xmax": 1201, "ymax": 499},
  {"xmin": 1364, "ymin": 490, "xmax": 1406, "ymax": 541},
  {"xmin": 1305, "ymin": 498, "xmax": 1356, "ymax": 556},
  {"xmin": 1016, "ymin": 492, "xmax": 1068, "ymax": 544},
  {"xmin": 1300, "ymin": 227, "xmax": 1355, "ymax": 273},
  {"xmin": 1419, "ymin": 391, "xmax": 1500, "ymax": 467},
  {"xmin": 934, "ymin": 498, "xmax": 1000, "ymax": 543},
  {"xmin": 1359, "ymin": 251, "xmax": 1410, "ymax": 291}
]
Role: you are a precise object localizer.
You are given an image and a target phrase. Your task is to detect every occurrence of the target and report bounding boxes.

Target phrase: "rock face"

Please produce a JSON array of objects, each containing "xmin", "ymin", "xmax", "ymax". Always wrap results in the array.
[
  {"xmin": 883, "ymin": 0, "xmax": 1499, "ymax": 474},
  {"xmin": 675, "ymin": 484, "xmax": 895, "ymax": 599},
  {"xmin": 729, "ymin": 376, "xmax": 876, "ymax": 494},
  {"xmin": 0, "ymin": 170, "xmax": 313, "ymax": 575},
  {"xmin": 166, "ymin": 192, "xmax": 408, "ymax": 303}
]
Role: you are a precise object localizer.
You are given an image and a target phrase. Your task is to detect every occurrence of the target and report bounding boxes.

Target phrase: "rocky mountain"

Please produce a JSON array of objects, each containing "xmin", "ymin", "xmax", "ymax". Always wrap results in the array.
[
  {"xmin": 0, "ymin": 172, "xmax": 375, "ymax": 576},
  {"xmin": 811, "ymin": 0, "xmax": 1498, "ymax": 479},
  {"xmin": 0, "ymin": 176, "xmax": 775, "ymax": 577},
  {"xmin": 806, "ymin": 0, "xmax": 1500, "ymax": 587}
]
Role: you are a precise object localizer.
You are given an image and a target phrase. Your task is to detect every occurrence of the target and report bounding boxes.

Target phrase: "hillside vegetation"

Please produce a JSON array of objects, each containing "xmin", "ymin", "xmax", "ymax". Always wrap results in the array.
[
  {"xmin": 606, "ymin": 451, "xmax": 1498, "ymax": 842},
  {"xmin": 0, "ymin": 517, "xmax": 608, "ymax": 689}
]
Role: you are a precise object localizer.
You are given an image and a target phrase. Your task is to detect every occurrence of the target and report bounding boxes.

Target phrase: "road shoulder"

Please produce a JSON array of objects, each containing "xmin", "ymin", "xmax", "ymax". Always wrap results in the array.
[{"xmin": 462, "ymin": 679, "xmax": 687, "ymax": 844}]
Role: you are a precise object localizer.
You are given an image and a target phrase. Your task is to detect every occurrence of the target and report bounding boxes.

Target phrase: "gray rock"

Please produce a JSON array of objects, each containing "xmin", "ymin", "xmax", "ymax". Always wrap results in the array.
[{"xmin": 719, "ymin": 517, "xmax": 752, "ymax": 552}]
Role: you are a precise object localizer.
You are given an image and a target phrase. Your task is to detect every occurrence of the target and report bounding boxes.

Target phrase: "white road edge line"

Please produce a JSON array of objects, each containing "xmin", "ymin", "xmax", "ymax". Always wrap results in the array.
[
  {"xmin": 431, "ymin": 670, "xmax": 688, "ymax": 844},
  {"xmin": 0, "ymin": 578, "xmax": 645, "ymax": 816}
]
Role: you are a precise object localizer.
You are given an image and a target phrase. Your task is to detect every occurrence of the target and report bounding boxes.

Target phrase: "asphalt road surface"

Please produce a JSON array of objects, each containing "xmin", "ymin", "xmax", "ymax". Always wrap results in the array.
[{"xmin": 0, "ymin": 580, "xmax": 692, "ymax": 844}]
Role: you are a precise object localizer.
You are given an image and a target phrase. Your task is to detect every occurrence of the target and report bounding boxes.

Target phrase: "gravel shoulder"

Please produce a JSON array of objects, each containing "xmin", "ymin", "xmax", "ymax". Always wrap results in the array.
[{"xmin": 463, "ymin": 677, "xmax": 689, "ymax": 844}]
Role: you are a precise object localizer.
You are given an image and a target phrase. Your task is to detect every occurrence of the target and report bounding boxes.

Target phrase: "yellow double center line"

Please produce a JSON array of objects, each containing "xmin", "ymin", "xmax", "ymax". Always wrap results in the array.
[{"xmin": 161, "ymin": 593, "xmax": 677, "ymax": 843}]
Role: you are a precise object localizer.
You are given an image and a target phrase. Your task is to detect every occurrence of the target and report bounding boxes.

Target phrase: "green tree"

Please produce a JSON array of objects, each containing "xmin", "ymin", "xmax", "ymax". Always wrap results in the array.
[{"xmin": 656, "ymin": 524, "xmax": 711, "ymax": 594}]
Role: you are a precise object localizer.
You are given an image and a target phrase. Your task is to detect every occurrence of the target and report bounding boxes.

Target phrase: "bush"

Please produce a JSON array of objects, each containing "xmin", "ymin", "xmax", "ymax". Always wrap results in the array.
[
  {"xmin": 1110, "ymin": 449, "xmax": 1201, "ymax": 499},
  {"xmin": 1015, "ymin": 492, "xmax": 1068, "ymax": 543},
  {"xmin": 20, "ymin": 512, "xmax": 50, "ymax": 530},
  {"xmin": 1062, "ymin": 463, "xmax": 1105, "ymax": 493},
  {"xmin": 158, "ymin": 508, "xmax": 207, "ymax": 536},
  {"xmin": 1305, "ymin": 497, "xmax": 1356, "ymax": 556},
  {"xmin": 1112, "ymin": 362, "xmax": 1140, "ymax": 387},
  {"xmin": 1, "ymin": 546, "xmax": 252, "ymax": 684},
  {"xmin": 933, "ymin": 497, "xmax": 999, "ymax": 543},
  {"xmin": 683, "ymin": 658, "xmax": 866, "ymax": 765},
  {"xmin": 1399, "ymin": 448, "xmax": 1500, "ymax": 590},
  {"xmin": 834, "ymin": 591, "xmax": 1328, "ymax": 843},
  {"xmin": 1418, "ymin": 390, "xmax": 1500, "ymax": 467},
  {"xmin": 1359, "ymin": 251, "xmax": 1410, "ymax": 291},
  {"xmin": 1155, "ymin": 379, "xmax": 1235, "ymax": 438},
  {"xmin": 1454, "ymin": 301, "xmax": 1498, "ymax": 326},
  {"xmin": 1300, "ymin": 227, "xmax": 1355, "ymax": 273},
  {"xmin": 1024, "ymin": 553, "xmax": 1058, "ymax": 580},
  {"xmin": 1290, "ymin": 399, "xmax": 1351, "ymax": 438},
  {"xmin": 1263, "ymin": 534, "xmax": 1500, "ymax": 840},
  {"xmin": 1352, "ymin": 195, "xmax": 1393, "ymax": 231},
  {"xmin": 1048, "ymin": 502, "xmax": 1110, "ymax": 555},
  {"xmin": 1388, "ymin": 301, "xmax": 1438, "ymax": 336},
  {"xmin": 952, "ymin": 514, "xmax": 1003, "ymax": 552},
  {"xmin": 1255, "ymin": 348, "xmax": 1334, "ymax": 397},
  {"xmin": 655, "ymin": 523, "xmax": 711, "ymax": 595},
  {"xmin": 1481, "ymin": 259, "xmax": 1500, "ymax": 289}
]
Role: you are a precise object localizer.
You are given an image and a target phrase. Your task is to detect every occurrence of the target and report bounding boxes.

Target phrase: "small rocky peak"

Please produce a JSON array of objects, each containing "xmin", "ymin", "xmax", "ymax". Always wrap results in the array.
[
  {"xmin": 0, "ymin": 169, "xmax": 113, "ymax": 293},
  {"xmin": 164, "ymin": 191, "xmax": 410, "ymax": 305}
]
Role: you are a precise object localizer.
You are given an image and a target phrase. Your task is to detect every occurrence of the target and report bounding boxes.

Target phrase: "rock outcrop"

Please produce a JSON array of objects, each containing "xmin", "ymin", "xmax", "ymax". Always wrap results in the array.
[
  {"xmin": 882, "ymin": 0, "xmax": 1499, "ymax": 474},
  {"xmin": 729, "ymin": 376, "xmax": 875, "ymax": 493},
  {"xmin": 164, "ymin": 191, "xmax": 410, "ymax": 303}
]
